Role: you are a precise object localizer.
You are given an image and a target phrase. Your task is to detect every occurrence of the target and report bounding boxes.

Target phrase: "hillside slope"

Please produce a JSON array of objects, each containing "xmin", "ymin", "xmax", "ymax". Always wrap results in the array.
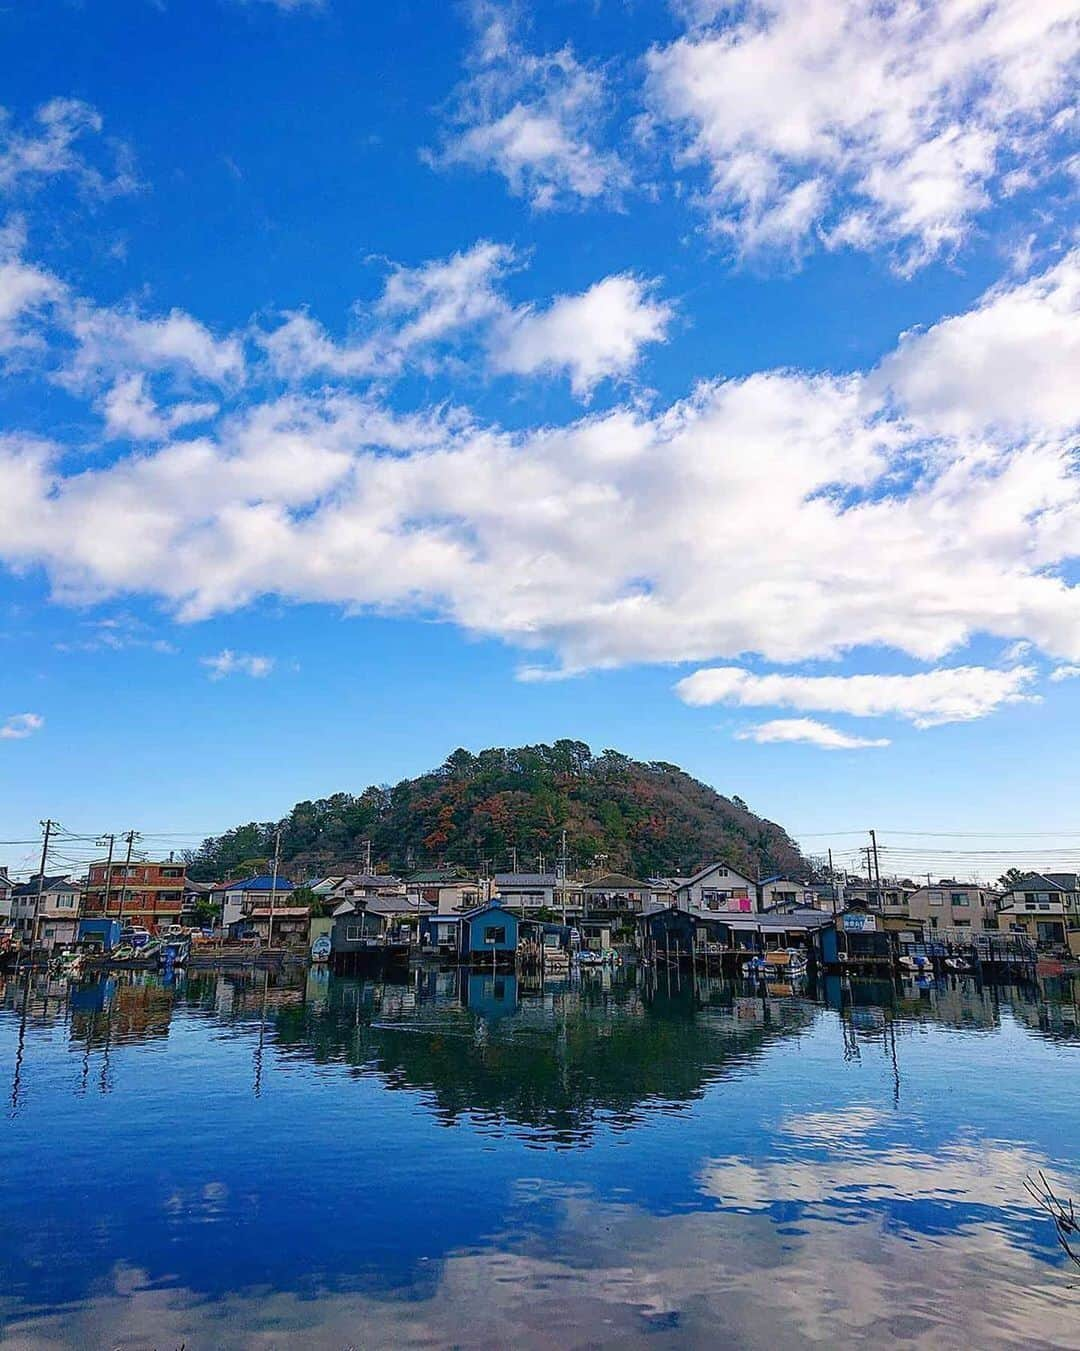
[{"xmin": 186, "ymin": 741, "xmax": 806, "ymax": 882}]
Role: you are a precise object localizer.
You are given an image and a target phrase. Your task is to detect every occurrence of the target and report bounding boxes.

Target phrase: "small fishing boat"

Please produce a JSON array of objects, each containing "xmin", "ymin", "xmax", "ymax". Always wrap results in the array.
[
  {"xmin": 159, "ymin": 937, "xmax": 191, "ymax": 969},
  {"xmin": 743, "ymin": 948, "xmax": 808, "ymax": 979},
  {"xmin": 899, "ymin": 953, "xmax": 930, "ymax": 974}
]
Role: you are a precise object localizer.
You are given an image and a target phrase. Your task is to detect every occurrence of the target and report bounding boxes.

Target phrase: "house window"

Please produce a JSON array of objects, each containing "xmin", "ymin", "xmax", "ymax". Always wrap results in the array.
[
  {"xmin": 346, "ymin": 924, "xmax": 363, "ymax": 941},
  {"xmin": 952, "ymin": 895, "xmax": 970, "ymax": 907},
  {"xmin": 483, "ymin": 925, "xmax": 506, "ymax": 945},
  {"xmin": 954, "ymin": 920, "xmax": 971, "ymax": 928},
  {"xmin": 929, "ymin": 892, "xmax": 943, "ymax": 905}
]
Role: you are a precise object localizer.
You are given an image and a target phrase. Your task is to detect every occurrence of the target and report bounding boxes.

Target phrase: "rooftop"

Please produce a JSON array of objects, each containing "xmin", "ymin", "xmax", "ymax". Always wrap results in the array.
[{"xmin": 583, "ymin": 872, "xmax": 648, "ymax": 891}]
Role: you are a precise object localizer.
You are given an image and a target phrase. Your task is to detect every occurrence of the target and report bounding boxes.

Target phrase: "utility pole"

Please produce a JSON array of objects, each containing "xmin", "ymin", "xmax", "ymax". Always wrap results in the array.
[
  {"xmin": 268, "ymin": 826, "xmax": 281, "ymax": 952},
  {"xmin": 510, "ymin": 846, "xmax": 518, "ymax": 874},
  {"xmin": 119, "ymin": 830, "xmax": 138, "ymax": 928},
  {"xmin": 557, "ymin": 829, "xmax": 569, "ymax": 924},
  {"xmin": 870, "ymin": 829, "xmax": 882, "ymax": 909},
  {"xmin": 828, "ymin": 847, "xmax": 837, "ymax": 918},
  {"xmin": 96, "ymin": 833, "xmax": 116, "ymax": 930},
  {"xmin": 363, "ymin": 839, "xmax": 372, "ymax": 876},
  {"xmin": 30, "ymin": 819, "xmax": 54, "ymax": 954}
]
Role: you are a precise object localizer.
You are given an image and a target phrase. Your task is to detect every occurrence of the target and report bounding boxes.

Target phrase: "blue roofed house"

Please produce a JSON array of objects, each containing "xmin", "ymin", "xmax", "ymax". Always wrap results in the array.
[
  {"xmin": 460, "ymin": 898, "xmax": 532, "ymax": 965},
  {"xmin": 220, "ymin": 874, "xmax": 295, "ymax": 929}
]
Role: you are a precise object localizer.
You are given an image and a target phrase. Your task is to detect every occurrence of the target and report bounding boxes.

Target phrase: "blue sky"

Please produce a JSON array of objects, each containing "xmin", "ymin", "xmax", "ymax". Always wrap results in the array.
[{"xmin": 1, "ymin": 0, "xmax": 1078, "ymax": 880}]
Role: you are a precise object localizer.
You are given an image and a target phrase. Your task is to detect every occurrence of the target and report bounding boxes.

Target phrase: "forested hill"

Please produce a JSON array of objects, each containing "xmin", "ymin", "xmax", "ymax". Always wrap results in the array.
[{"xmin": 185, "ymin": 742, "xmax": 806, "ymax": 883}]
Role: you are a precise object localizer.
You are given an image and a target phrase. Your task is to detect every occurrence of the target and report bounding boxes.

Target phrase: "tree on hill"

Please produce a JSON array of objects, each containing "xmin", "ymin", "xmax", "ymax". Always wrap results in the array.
[{"xmin": 184, "ymin": 741, "xmax": 805, "ymax": 883}]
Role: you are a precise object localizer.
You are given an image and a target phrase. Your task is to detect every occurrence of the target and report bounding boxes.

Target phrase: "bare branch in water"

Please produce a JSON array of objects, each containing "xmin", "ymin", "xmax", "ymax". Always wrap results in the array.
[{"xmin": 1026, "ymin": 1171, "xmax": 1080, "ymax": 1270}]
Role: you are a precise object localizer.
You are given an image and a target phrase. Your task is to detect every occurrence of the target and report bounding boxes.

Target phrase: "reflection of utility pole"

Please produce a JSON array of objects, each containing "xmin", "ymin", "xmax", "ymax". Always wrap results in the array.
[
  {"xmin": 10, "ymin": 974, "xmax": 30, "ymax": 1115},
  {"xmin": 253, "ymin": 967, "xmax": 269, "ymax": 1098}
]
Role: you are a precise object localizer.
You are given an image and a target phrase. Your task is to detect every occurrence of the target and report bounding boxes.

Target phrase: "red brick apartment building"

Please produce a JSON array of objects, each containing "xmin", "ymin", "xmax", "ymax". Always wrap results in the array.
[{"xmin": 82, "ymin": 859, "xmax": 187, "ymax": 933}]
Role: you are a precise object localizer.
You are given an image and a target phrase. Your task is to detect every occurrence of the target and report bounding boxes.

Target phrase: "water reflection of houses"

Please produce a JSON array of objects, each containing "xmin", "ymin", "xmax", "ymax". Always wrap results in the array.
[
  {"xmin": 265, "ymin": 969, "xmax": 817, "ymax": 1143},
  {"xmin": 69, "ymin": 976, "xmax": 175, "ymax": 1049}
]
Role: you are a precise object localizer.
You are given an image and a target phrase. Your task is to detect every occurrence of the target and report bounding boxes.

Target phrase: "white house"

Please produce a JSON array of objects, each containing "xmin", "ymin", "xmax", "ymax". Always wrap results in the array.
[
  {"xmin": 493, "ymin": 873, "xmax": 583, "ymax": 915},
  {"xmin": 0, "ymin": 866, "xmax": 11, "ymax": 921},
  {"xmin": 406, "ymin": 869, "xmax": 482, "ymax": 915},
  {"xmin": 759, "ymin": 876, "xmax": 819, "ymax": 912},
  {"xmin": 675, "ymin": 862, "xmax": 757, "ymax": 914},
  {"xmin": 219, "ymin": 874, "xmax": 296, "ymax": 929},
  {"xmin": 10, "ymin": 875, "xmax": 82, "ymax": 949}
]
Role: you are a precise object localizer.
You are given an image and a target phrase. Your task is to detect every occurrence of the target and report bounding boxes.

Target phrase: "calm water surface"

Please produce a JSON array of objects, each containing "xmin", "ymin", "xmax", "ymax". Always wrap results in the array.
[{"xmin": 0, "ymin": 964, "xmax": 1078, "ymax": 1349}]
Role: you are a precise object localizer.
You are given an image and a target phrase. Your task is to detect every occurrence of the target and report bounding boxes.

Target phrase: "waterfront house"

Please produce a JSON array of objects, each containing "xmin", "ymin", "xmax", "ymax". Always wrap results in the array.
[
  {"xmin": 904, "ymin": 882, "xmax": 1001, "ymax": 934},
  {"xmin": 582, "ymin": 873, "xmax": 650, "ymax": 920},
  {"xmin": 10, "ymin": 875, "xmax": 82, "ymax": 949},
  {"xmin": 420, "ymin": 912, "xmax": 464, "ymax": 952},
  {"xmin": 82, "ymin": 858, "xmax": 187, "ymax": 933},
  {"xmin": 459, "ymin": 898, "xmax": 531, "ymax": 964},
  {"xmin": 996, "ymin": 876, "xmax": 1070, "ymax": 949},
  {"xmin": 229, "ymin": 906, "xmax": 311, "ymax": 946},
  {"xmin": 332, "ymin": 894, "xmax": 435, "ymax": 947},
  {"xmin": 406, "ymin": 868, "xmax": 482, "ymax": 915},
  {"xmin": 493, "ymin": 872, "xmax": 583, "ymax": 917},
  {"xmin": 0, "ymin": 866, "xmax": 11, "ymax": 920},
  {"xmin": 997, "ymin": 873, "xmax": 1077, "ymax": 952},
  {"xmin": 675, "ymin": 862, "xmax": 757, "ymax": 914},
  {"xmin": 844, "ymin": 880, "xmax": 918, "ymax": 914},
  {"xmin": 331, "ymin": 901, "xmax": 392, "ymax": 953},
  {"xmin": 647, "ymin": 877, "xmax": 681, "ymax": 909},
  {"xmin": 758, "ymin": 876, "xmax": 817, "ymax": 911},
  {"xmin": 219, "ymin": 874, "xmax": 296, "ymax": 928},
  {"xmin": 640, "ymin": 905, "xmax": 835, "ymax": 962}
]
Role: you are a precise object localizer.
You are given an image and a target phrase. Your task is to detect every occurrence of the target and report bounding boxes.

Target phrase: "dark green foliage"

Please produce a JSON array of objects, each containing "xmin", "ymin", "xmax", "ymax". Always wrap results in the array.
[{"xmin": 185, "ymin": 740, "xmax": 804, "ymax": 882}]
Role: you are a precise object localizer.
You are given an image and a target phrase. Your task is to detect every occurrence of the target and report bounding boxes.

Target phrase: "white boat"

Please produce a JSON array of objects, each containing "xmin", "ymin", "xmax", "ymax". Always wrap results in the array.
[{"xmin": 743, "ymin": 948, "xmax": 808, "ymax": 979}]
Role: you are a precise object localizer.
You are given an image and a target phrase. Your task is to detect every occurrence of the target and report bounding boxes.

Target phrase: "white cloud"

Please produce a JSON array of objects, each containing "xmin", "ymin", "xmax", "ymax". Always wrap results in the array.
[
  {"xmin": 676, "ymin": 665, "xmax": 1039, "ymax": 728},
  {"xmin": 430, "ymin": 4, "xmax": 628, "ymax": 210},
  {"xmin": 262, "ymin": 241, "xmax": 515, "ymax": 382},
  {"xmin": 491, "ymin": 274, "xmax": 673, "ymax": 397},
  {"xmin": 262, "ymin": 243, "xmax": 670, "ymax": 399},
  {"xmin": 0, "ymin": 257, "xmax": 62, "ymax": 356},
  {"xmin": 873, "ymin": 252, "xmax": 1080, "ymax": 437},
  {"xmin": 735, "ymin": 718, "xmax": 891, "ymax": 750},
  {"xmin": 64, "ymin": 303, "xmax": 245, "ymax": 390},
  {"xmin": 102, "ymin": 374, "xmax": 218, "ymax": 442},
  {"xmin": 0, "ymin": 253, "xmax": 1078, "ymax": 694},
  {"xmin": 646, "ymin": 0, "xmax": 1079, "ymax": 266},
  {"xmin": 0, "ymin": 712, "xmax": 43, "ymax": 740},
  {"xmin": 378, "ymin": 240, "xmax": 515, "ymax": 349},
  {"xmin": 201, "ymin": 649, "xmax": 275, "ymax": 680},
  {"xmin": 0, "ymin": 98, "xmax": 135, "ymax": 198},
  {"xmin": 1049, "ymin": 665, "xmax": 1080, "ymax": 682}
]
